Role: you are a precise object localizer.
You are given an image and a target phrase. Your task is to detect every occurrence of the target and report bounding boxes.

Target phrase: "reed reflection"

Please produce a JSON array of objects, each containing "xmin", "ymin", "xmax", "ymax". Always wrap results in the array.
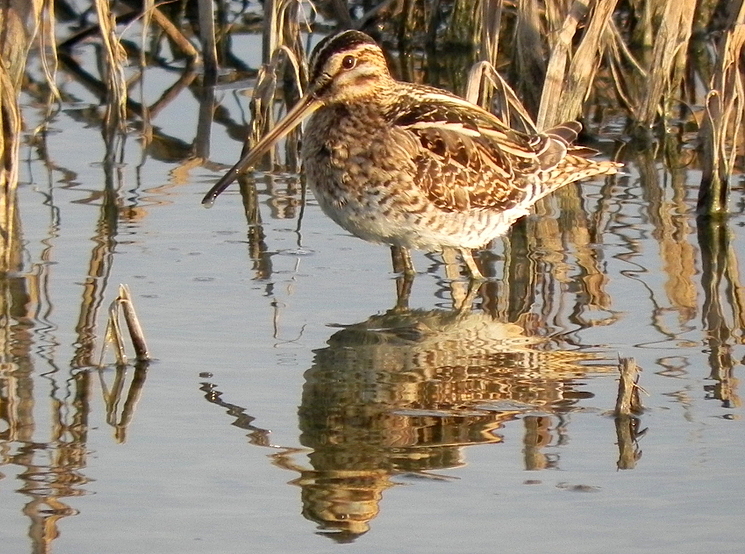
[
  {"xmin": 0, "ymin": 267, "xmax": 84, "ymax": 553},
  {"xmin": 2, "ymin": 263, "xmax": 150, "ymax": 553},
  {"xmin": 697, "ymin": 214, "xmax": 743, "ymax": 409},
  {"xmin": 624, "ymin": 141, "xmax": 742, "ymax": 410},
  {"xmin": 1, "ymin": 357, "xmax": 150, "ymax": 553}
]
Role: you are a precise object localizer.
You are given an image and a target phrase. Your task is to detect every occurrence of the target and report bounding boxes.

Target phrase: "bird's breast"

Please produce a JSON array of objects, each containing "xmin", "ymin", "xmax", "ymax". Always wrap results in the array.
[
  {"xmin": 302, "ymin": 104, "xmax": 419, "ymax": 191},
  {"xmin": 303, "ymin": 105, "xmax": 385, "ymax": 160}
]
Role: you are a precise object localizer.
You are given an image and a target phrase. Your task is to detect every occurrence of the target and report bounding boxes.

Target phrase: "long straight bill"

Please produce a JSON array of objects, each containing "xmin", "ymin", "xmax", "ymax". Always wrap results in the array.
[{"xmin": 202, "ymin": 93, "xmax": 321, "ymax": 207}]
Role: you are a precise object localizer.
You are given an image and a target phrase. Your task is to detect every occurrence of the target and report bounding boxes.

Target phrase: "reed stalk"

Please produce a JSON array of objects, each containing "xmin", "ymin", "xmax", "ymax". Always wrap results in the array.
[
  {"xmin": 100, "ymin": 284, "xmax": 150, "ymax": 366},
  {"xmin": 635, "ymin": 0, "xmax": 696, "ymax": 128},
  {"xmin": 93, "ymin": 0, "xmax": 128, "ymax": 140},
  {"xmin": 614, "ymin": 357, "xmax": 643, "ymax": 416},
  {"xmin": 480, "ymin": 0, "xmax": 502, "ymax": 68},
  {"xmin": 697, "ymin": 0, "xmax": 745, "ymax": 214},
  {"xmin": 512, "ymin": 0, "xmax": 547, "ymax": 116},
  {"xmin": 198, "ymin": 0, "xmax": 218, "ymax": 81},
  {"xmin": 538, "ymin": 0, "xmax": 618, "ymax": 129},
  {"xmin": 0, "ymin": 63, "xmax": 21, "ymax": 273},
  {"xmin": 246, "ymin": 0, "xmax": 307, "ymax": 170},
  {"xmin": 1, "ymin": 0, "xmax": 45, "ymax": 272}
]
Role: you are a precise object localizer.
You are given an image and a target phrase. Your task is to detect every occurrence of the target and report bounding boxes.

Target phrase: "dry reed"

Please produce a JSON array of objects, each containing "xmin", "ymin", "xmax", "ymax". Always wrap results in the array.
[
  {"xmin": 1, "ymin": 0, "xmax": 47, "ymax": 272},
  {"xmin": 635, "ymin": 0, "xmax": 696, "ymax": 128},
  {"xmin": 0, "ymin": 65, "xmax": 21, "ymax": 273},
  {"xmin": 93, "ymin": 0, "xmax": 129, "ymax": 142},
  {"xmin": 244, "ymin": 0, "xmax": 308, "ymax": 170},
  {"xmin": 614, "ymin": 357, "xmax": 643, "ymax": 416},
  {"xmin": 511, "ymin": 0, "xmax": 546, "ymax": 116},
  {"xmin": 537, "ymin": 0, "xmax": 618, "ymax": 129},
  {"xmin": 697, "ymin": 1, "xmax": 745, "ymax": 214},
  {"xmin": 100, "ymin": 284, "xmax": 151, "ymax": 366},
  {"xmin": 2, "ymin": 0, "xmax": 745, "ymax": 289}
]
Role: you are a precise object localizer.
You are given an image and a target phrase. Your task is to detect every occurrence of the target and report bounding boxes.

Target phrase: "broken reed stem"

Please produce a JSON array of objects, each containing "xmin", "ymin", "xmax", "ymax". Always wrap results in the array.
[
  {"xmin": 614, "ymin": 356, "xmax": 645, "ymax": 469},
  {"xmin": 100, "ymin": 284, "xmax": 150, "ymax": 366},
  {"xmin": 102, "ymin": 296, "xmax": 127, "ymax": 367},
  {"xmin": 118, "ymin": 284, "xmax": 150, "ymax": 361},
  {"xmin": 614, "ymin": 357, "xmax": 643, "ymax": 416}
]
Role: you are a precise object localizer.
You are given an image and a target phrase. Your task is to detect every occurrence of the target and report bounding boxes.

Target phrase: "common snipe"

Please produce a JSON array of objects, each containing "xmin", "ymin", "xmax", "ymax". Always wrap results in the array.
[{"xmin": 203, "ymin": 30, "xmax": 620, "ymax": 279}]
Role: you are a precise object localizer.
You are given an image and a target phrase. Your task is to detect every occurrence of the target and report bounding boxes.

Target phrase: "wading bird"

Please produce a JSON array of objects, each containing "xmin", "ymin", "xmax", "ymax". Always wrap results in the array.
[{"xmin": 203, "ymin": 30, "xmax": 620, "ymax": 279}]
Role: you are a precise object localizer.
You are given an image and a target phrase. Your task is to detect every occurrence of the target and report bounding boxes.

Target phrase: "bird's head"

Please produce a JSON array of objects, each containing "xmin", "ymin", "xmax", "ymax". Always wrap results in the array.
[{"xmin": 307, "ymin": 30, "xmax": 393, "ymax": 104}]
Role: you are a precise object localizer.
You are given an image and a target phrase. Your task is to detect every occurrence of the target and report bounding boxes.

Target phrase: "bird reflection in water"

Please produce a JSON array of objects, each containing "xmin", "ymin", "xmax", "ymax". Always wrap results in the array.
[{"xmin": 201, "ymin": 294, "xmax": 616, "ymax": 541}]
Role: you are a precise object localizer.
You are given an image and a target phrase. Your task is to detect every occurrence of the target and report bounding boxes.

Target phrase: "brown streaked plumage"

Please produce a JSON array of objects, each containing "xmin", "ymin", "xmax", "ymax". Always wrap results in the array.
[{"xmin": 203, "ymin": 30, "xmax": 621, "ymax": 279}]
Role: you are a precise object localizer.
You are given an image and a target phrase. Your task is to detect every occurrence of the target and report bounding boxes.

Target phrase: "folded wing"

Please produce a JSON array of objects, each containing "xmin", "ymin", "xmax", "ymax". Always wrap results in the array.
[{"xmin": 389, "ymin": 87, "xmax": 577, "ymax": 213}]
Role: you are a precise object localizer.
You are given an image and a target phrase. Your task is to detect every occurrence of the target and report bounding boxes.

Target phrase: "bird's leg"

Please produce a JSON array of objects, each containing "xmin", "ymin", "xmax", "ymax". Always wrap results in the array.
[
  {"xmin": 460, "ymin": 248, "xmax": 485, "ymax": 280},
  {"xmin": 393, "ymin": 273, "xmax": 413, "ymax": 312},
  {"xmin": 390, "ymin": 246, "xmax": 413, "ymax": 312},
  {"xmin": 390, "ymin": 245, "xmax": 415, "ymax": 275}
]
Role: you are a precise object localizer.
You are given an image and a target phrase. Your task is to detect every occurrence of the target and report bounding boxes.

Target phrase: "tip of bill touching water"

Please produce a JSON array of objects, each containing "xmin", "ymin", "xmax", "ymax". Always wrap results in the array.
[{"xmin": 202, "ymin": 170, "xmax": 240, "ymax": 207}]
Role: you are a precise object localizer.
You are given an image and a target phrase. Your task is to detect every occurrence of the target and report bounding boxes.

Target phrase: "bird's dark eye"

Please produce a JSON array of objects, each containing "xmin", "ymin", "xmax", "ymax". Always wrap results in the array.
[{"xmin": 341, "ymin": 55, "xmax": 356, "ymax": 70}]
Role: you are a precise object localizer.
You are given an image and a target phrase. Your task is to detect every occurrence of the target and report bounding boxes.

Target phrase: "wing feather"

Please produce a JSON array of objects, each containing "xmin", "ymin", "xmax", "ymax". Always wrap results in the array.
[{"xmin": 387, "ymin": 86, "xmax": 553, "ymax": 212}]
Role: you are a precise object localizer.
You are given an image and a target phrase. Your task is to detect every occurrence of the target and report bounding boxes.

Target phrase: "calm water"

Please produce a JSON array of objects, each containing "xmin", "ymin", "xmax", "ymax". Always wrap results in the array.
[{"xmin": 2, "ymin": 35, "xmax": 745, "ymax": 554}]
